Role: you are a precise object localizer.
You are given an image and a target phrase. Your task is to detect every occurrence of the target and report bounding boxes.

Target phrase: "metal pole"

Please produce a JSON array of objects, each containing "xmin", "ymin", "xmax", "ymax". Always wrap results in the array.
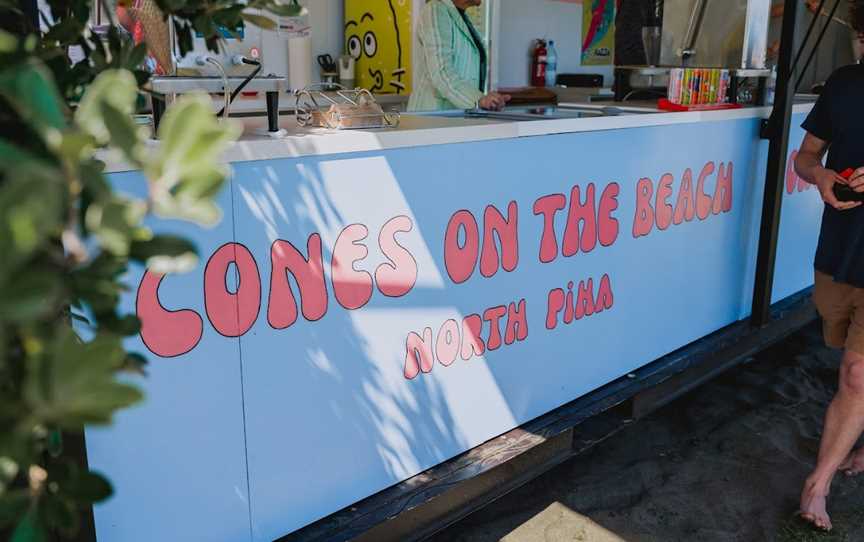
[{"xmin": 750, "ymin": 0, "xmax": 800, "ymax": 327}]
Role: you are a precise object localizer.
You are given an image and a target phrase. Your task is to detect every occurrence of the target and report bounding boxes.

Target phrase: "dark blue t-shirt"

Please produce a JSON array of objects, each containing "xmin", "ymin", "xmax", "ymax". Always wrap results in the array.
[{"xmin": 802, "ymin": 64, "xmax": 864, "ymax": 287}]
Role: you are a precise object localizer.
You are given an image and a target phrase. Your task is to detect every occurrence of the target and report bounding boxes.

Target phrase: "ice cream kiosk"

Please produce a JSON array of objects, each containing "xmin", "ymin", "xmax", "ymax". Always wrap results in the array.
[{"xmin": 84, "ymin": 1, "xmax": 825, "ymax": 540}]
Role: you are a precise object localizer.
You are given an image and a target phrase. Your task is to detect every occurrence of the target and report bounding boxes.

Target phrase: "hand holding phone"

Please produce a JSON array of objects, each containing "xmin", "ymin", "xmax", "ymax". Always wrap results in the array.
[{"xmin": 833, "ymin": 168, "xmax": 864, "ymax": 202}]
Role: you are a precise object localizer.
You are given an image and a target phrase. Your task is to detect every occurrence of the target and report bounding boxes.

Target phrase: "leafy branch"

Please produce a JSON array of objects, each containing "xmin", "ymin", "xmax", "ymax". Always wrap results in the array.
[{"xmin": 0, "ymin": 0, "xmax": 285, "ymax": 537}]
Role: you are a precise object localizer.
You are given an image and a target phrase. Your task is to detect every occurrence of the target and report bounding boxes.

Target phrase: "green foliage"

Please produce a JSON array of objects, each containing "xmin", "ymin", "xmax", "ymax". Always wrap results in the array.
[
  {"xmin": 0, "ymin": 0, "xmax": 276, "ymax": 536},
  {"xmin": 157, "ymin": 0, "xmax": 297, "ymax": 56}
]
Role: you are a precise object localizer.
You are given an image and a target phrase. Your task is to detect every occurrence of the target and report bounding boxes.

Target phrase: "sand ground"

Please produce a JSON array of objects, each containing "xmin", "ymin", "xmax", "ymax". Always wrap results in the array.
[{"xmin": 430, "ymin": 322, "xmax": 864, "ymax": 542}]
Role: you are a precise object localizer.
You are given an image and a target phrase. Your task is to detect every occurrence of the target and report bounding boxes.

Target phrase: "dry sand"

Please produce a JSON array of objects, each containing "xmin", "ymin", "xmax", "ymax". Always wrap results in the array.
[{"xmin": 431, "ymin": 322, "xmax": 864, "ymax": 542}]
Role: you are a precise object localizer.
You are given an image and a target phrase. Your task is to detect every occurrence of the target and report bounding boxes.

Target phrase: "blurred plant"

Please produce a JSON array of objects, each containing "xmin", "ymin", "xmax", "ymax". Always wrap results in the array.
[{"xmin": 0, "ymin": 0, "xmax": 284, "ymax": 538}]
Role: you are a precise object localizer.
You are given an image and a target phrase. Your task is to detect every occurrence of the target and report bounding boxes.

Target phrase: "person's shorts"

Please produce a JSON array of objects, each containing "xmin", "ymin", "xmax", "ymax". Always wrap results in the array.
[{"xmin": 814, "ymin": 270, "xmax": 864, "ymax": 355}]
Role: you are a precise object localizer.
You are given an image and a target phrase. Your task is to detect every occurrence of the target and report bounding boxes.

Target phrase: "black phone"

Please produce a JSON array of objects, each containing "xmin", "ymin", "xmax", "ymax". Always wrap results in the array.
[{"xmin": 833, "ymin": 183, "xmax": 864, "ymax": 202}]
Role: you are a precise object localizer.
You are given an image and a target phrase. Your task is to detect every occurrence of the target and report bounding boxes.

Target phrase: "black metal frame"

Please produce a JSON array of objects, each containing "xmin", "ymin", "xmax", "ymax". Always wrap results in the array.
[
  {"xmin": 751, "ymin": 0, "xmax": 801, "ymax": 327},
  {"xmin": 751, "ymin": 0, "xmax": 843, "ymax": 326}
]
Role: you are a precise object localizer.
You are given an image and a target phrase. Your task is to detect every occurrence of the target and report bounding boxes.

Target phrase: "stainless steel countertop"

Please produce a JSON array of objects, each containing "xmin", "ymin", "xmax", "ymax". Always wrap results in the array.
[{"xmin": 147, "ymin": 76, "xmax": 289, "ymax": 94}]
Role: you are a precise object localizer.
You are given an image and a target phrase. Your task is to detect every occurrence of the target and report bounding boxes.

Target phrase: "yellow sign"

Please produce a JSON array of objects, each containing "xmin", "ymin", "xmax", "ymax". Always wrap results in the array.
[{"xmin": 345, "ymin": 0, "xmax": 412, "ymax": 94}]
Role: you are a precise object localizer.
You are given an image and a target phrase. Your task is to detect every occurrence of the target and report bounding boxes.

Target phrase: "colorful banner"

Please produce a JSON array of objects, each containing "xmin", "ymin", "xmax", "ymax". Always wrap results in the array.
[
  {"xmin": 582, "ymin": 0, "xmax": 616, "ymax": 65},
  {"xmin": 345, "ymin": 0, "xmax": 412, "ymax": 94}
]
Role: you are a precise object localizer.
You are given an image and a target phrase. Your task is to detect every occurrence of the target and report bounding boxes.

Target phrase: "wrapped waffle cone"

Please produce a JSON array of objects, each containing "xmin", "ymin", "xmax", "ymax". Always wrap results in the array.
[
  {"xmin": 132, "ymin": 0, "xmax": 173, "ymax": 75},
  {"xmin": 325, "ymin": 103, "xmax": 385, "ymax": 129}
]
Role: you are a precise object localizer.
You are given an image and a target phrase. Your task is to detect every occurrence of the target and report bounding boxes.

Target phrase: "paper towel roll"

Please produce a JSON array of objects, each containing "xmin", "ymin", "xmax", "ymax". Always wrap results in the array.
[
  {"xmin": 338, "ymin": 55, "xmax": 356, "ymax": 88},
  {"xmin": 288, "ymin": 36, "xmax": 312, "ymax": 91}
]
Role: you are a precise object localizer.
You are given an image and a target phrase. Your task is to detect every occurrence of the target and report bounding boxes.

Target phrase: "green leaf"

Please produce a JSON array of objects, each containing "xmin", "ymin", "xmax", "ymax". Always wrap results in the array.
[
  {"xmin": 0, "ymin": 459, "xmax": 21, "ymax": 492},
  {"xmin": 257, "ymin": 0, "xmax": 306, "ymax": 17},
  {"xmin": 0, "ymin": 456, "xmax": 19, "ymax": 489},
  {"xmin": 0, "ymin": 161, "xmax": 63, "ymax": 278},
  {"xmin": 129, "ymin": 235, "xmax": 199, "ymax": 274},
  {"xmin": 129, "ymin": 234, "xmax": 197, "ymax": 261},
  {"xmin": 25, "ymin": 328, "xmax": 143, "ymax": 428},
  {"xmin": 43, "ymin": 14, "xmax": 88, "ymax": 45},
  {"xmin": 0, "ymin": 29, "xmax": 16, "ymax": 53},
  {"xmin": 173, "ymin": 22, "xmax": 194, "ymax": 57},
  {"xmin": 100, "ymin": 101, "xmax": 145, "ymax": 166},
  {"xmin": 10, "ymin": 509, "xmax": 47, "ymax": 542},
  {"xmin": 213, "ymin": 4, "xmax": 245, "ymax": 28},
  {"xmin": 46, "ymin": 429, "xmax": 63, "ymax": 457},
  {"xmin": 57, "ymin": 132, "xmax": 98, "ymax": 163},
  {"xmin": 78, "ymin": 159, "xmax": 111, "ymax": 202},
  {"xmin": 0, "ymin": 60, "xmax": 66, "ymax": 137},
  {"xmin": 122, "ymin": 352, "xmax": 148, "ymax": 375},
  {"xmin": 106, "ymin": 24, "xmax": 122, "ymax": 60},
  {"xmin": 98, "ymin": 313, "xmax": 141, "ymax": 336},
  {"xmin": 158, "ymin": 0, "xmax": 184, "ymax": 11},
  {"xmin": 193, "ymin": 14, "xmax": 218, "ymax": 40},
  {"xmin": 126, "ymin": 43, "xmax": 148, "ymax": 71},
  {"xmin": 153, "ymin": 93, "xmax": 240, "ymax": 184},
  {"xmin": 0, "ymin": 140, "xmax": 46, "ymax": 170},
  {"xmin": 154, "ymin": 195, "xmax": 222, "ymax": 226},
  {"xmin": 144, "ymin": 252, "xmax": 199, "ymax": 274},
  {"xmin": 74, "ymin": 69, "xmax": 138, "ymax": 145},
  {"xmin": 84, "ymin": 197, "xmax": 148, "ymax": 257},
  {"xmin": 40, "ymin": 493, "xmax": 78, "ymax": 535},
  {"xmin": 65, "ymin": 470, "xmax": 113, "ymax": 503},
  {"xmin": 69, "ymin": 253, "xmax": 128, "ymax": 314},
  {"xmin": 50, "ymin": 464, "xmax": 114, "ymax": 504},
  {"xmin": 240, "ymin": 12, "xmax": 278, "ymax": 30},
  {"xmin": 0, "ymin": 270, "xmax": 62, "ymax": 322},
  {"xmin": 148, "ymin": 93, "xmax": 240, "ymax": 225},
  {"xmin": 0, "ymin": 490, "xmax": 28, "ymax": 529}
]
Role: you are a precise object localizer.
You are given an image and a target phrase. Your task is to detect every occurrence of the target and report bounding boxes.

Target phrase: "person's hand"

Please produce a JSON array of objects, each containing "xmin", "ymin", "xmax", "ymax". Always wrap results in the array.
[
  {"xmin": 814, "ymin": 167, "xmax": 862, "ymax": 210},
  {"xmin": 478, "ymin": 92, "xmax": 511, "ymax": 111},
  {"xmin": 848, "ymin": 167, "xmax": 864, "ymax": 192}
]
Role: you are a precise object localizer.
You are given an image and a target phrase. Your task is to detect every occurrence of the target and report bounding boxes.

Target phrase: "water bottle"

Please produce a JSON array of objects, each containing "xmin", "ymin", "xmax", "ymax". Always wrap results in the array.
[
  {"xmin": 766, "ymin": 66, "xmax": 777, "ymax": 105},
  {"xmin": 545, "ymin": 40, "xmax": 558, "ymax": 88}
]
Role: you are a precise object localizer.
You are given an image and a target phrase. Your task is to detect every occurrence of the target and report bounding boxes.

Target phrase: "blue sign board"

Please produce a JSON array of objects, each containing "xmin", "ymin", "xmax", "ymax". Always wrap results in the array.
[{"xmin": 86, "ymin": 113, "xmax": 821, "ymax": 541}]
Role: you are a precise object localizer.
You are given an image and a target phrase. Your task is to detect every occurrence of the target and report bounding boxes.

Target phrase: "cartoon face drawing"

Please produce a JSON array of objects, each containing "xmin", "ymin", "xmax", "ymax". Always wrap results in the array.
[{"xmin": 345, "ymin": 0, "xmax": 412, "ymax": 94}]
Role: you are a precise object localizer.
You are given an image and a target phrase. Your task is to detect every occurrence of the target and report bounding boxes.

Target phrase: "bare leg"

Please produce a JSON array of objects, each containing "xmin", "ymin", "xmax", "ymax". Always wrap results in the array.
[{"xmin": 800, "ymin": 349, "xmax": 864, "ymax": 531}]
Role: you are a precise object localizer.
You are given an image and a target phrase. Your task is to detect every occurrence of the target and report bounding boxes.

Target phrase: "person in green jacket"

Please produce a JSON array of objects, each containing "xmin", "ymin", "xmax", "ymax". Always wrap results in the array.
[{"xmin": 408, "ymin": 0, "xmax": 510, "ymax": 111}]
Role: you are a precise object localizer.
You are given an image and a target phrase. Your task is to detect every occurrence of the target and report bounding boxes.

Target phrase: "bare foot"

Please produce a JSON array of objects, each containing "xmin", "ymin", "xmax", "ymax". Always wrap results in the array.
[
  {"xmin": 799, "ymin": 482, "xmax": 832, "ymax": 531},
  {"xmin": 839, "ymin": 447, "xmax": 864, "ymax": 476}
]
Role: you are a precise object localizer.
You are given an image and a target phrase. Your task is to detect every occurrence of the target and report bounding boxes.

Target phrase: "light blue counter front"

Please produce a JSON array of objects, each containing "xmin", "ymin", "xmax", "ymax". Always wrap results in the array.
[
  {"xmin": 773, "ymin": 119, "xmax": 824, "ymax": 302},
  {"xmin": 85, "ymin": 111, "xmax": 822, "ymax": 541}
]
